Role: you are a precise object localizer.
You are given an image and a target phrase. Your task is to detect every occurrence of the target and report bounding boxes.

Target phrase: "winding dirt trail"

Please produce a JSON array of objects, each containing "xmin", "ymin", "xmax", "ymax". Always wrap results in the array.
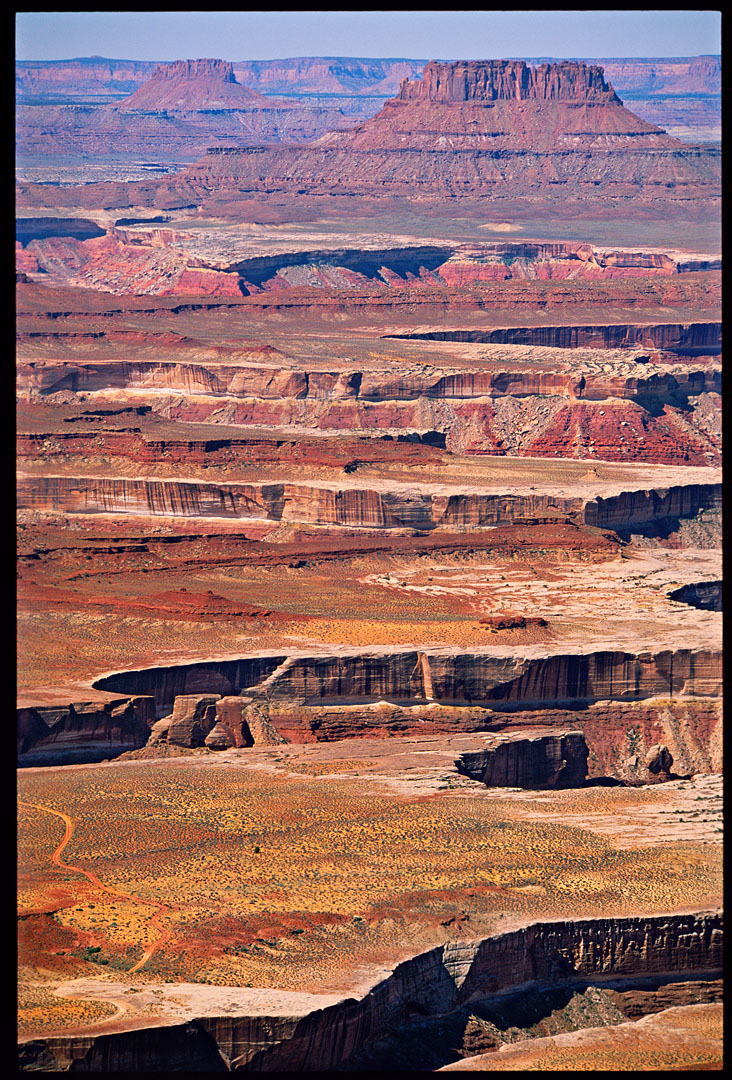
[{"xmin": 19, "ymin": 800, "xmax": 173, "ymax": 973}]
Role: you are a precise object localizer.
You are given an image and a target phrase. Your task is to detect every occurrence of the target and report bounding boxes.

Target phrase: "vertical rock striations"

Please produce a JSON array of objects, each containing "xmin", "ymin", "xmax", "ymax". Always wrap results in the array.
[
  {"xmin": 18, "ymin": 913, "xmax": 722, "ymax": 1072},
  {"xmin": 454, "ymin": 732, "xmax": 589, "ymax": 788}
]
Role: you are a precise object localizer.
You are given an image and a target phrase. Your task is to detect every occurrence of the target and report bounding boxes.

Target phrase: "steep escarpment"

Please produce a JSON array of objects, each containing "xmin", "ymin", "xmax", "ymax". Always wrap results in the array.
[
  {"xmin": 16, "ymin": 58, "xmax": 720, "ymax": 210},
  {"xmin": 18, "ymin": 912, "xmax": 722, "ymax": 1072},
  {"xmin": 16, "ymin": 474, "xmax": 722, "ymax": 532},
  {"xmin": 92, "ymin": 646, "xmax": 722, "ymax": 718},
  {"xmin": 16, "ymin": 57, "xmax": 351, "ymax": 165},
  {"xmin": 167, "ymin": 59, "xmax": 719, "ymax": 202},
  {"xmin": 397, "ymin": 59, "xmax": 622, "ymax": 104},
  {"xmin": 17, "ymin": 347, "xmax": 721, "ymax": 466},
  {"xmin": 389, "ymin": 321, "xmax": 721, "ymax": 352},
  {"xmin": 16, "ymin": 357, "xmax": 720, "ymax": 402}
]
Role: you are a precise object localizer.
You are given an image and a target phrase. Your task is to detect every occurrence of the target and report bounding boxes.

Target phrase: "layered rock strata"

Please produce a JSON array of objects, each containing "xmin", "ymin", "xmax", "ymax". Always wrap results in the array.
[
  {"xmin": 92, "ymin": 647, "xmax": 722, "ymax": 719},
  {"xmin": 15, "ymin": 475, "xmax": 723, "ymax": 531},
  {"xmin": 15, "ymin": 59, "xmax": 720, "ymax": 211},
  {"xmin": 16, "ymin": 695, "xmax": 722, "ymax": 778},
  {"xmin": 668, "ymin": 580, "xmax": 722, "ymax": 612},
  {"xmin": 160, "ymin": 60, "xmax": 720, "ymax": 202},
  {"xmin": 17, "ymin": 912, "xmax": 723, "ymax": 1072},
  {"xmin": 16, "ymin": 58, "xmax": 350, "ymax": 164},
  {"xmin": 388, "ymin": 321, "xmax": 721, "ymax": 352},
  {"xmin": 16, "ymin": 357, "xmax": 721, "ymax": 403},
  {"xmin": 117, "ymin": 59, "xmax": 270, "ymax": 111}
]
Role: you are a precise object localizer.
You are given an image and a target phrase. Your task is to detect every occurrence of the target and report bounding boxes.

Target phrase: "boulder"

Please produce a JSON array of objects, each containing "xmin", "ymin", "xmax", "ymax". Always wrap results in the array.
[{"xmin": 645, "ymin": 742, "xmax": 674, "ymax": 781}]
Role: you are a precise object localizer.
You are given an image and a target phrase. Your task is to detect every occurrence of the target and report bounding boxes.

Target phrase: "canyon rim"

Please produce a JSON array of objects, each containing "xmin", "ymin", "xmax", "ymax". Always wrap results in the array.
[{"xmin": 16, "ymin": 10, "xmax": 722, "ymax": 1072}]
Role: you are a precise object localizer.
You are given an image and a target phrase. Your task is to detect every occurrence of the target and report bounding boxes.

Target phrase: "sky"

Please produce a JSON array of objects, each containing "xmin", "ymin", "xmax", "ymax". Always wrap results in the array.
[{"xmin": 15, "ymin": 10, "xmax": 721, "ymax": 62}]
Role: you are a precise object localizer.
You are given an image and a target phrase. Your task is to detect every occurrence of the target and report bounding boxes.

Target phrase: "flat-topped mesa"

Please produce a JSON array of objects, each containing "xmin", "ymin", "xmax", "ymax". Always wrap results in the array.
[
  {"xmin": 156, "ymin": 58, "xmax": 237, "ymax": 83},
  {"xmin": 118, "ymin": 57, "xmax": 268, "ymax": 111},
  {"xmin": 397, "ymin": 59, "xmax": 621, "ymax": 104}
]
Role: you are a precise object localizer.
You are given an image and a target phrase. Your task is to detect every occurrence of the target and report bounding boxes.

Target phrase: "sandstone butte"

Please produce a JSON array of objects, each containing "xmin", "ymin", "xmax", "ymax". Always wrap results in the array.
[
  {"xmin": 16, "ymin": 48, "xmax": 722, "ymax": 1075},
  {"xmin": 117, "ymin": 58, "xmax": 274, "ymax": 111},
  {"xmin": 170, "ymin": 59, "xmax": 721, "ymax": 201}
]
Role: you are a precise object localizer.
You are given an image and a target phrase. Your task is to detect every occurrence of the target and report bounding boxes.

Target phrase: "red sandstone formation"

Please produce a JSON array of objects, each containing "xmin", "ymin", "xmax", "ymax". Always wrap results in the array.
[
  {"xmin": 16, "ymin": 58, "xmax": 351, "ymax": 165},
  {"xmin": 23, "ymin": 235, "xmax": 244, "ymax": 298},
  {"xmin": 395, "ymin": 59, "xmax": 622, "ymax": 104},
  {"xmin": 455, "ymin": 732, "xmax": 589, "ymax": 789},
  {"xmin": 15, "ymin": 473, "xmax": 723, "ymax": 531},
  {"xmin": 17, "ymin": 696, "xmax": 154, "ymax": 766},
  {"xmin": 118, "ymin": 58, "xmax": 269, "ymax": 110}
]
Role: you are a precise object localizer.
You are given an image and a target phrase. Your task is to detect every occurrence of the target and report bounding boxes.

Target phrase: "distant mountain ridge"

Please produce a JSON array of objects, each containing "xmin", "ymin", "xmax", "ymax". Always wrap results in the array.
[{"xmin": 16, "ymin": 54, "xmax": 720, "ymax": 147}]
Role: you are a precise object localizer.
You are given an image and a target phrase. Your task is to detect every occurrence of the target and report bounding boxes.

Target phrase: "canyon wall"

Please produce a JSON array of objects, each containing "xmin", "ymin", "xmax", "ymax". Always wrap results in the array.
[
  {"xmin": 396, "ymin": 59, "xmax": 621, "ymax": 104},
  {"xmin": 16, "ymin": 358, "xmax": 721, "ymax": 403},
  {"xmin": 15, "ymin": 476, "xmax": 722, "ymax": 531},
  {"xmin": 92, "ymin": 647, "xmax": 722, "ymax": 718},
  {"xmin": 18, "ymin": 912, "xmax": 722, "ymax": 1072},
  {"xmin": 390, "ymin": 321, "xmax": 721, "ymax": 352},
  {"xmin": 17, "ymin": 696, "xmax": 155, "ymax": 766}
]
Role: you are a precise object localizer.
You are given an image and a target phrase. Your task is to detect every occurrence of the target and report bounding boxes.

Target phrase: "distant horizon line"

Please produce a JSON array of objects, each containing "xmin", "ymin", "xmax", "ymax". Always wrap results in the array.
[{"xmin": 16, "ymin": 52, "xmax": 721, "ymax": 64}]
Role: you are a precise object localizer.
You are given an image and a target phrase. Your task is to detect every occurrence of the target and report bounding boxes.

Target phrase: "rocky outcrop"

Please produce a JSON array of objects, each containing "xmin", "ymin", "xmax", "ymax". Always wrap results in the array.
[
  {"xmin": 18, "ymin": 912, "xmax": 722, "ymax": 1072},
  {"xmin": 583, "ymin": 483, "xmax": 722, "ymax": 529},
  {"xmin": 16, "ymin": 57, "xmax": 351, "ymax": 166},
  {"xmin": 166, "ymin": 60, "xmax": 719, "ymax": 202},
  {"xmin": 150, "ymin": 694, "xmax": 258, "ymax": 750},
  {"xmin": 17, "ymin": 354, "xmax": 721, "ymax": 466},
  {"xmin": 92, "ymin": 646, "xmax": 722, "ymax": 720},
  {"xmin": 668, "ymin": 580, "xmax": 722, "ymax": 612},
  {"xmin": 455, "ymin": 732, "xmax": 588, "ymax": 788},
  {"xmin": 22, "ymin": 234, "xmax": 245, "ymax": 298},
  {"xmin": 18, "ymin": 1021, "xmax": 228, "ymax": 1072},
  {"xmin": 16, "ymin": 357, "xmax": 721, "ymax": 403},
  {"xmin": 165, "ymin": 693, "xmax": 221, "ymax": 747},
  {"xmin": 17, "ymin": 696, "xmax": 155, "ymax": 766},
  {"xmin": 644, "ymin": 742, "xmax": 674, "ymax": 782},
  {"xmin": 16, "ymin": 58, "xmax": 720, "ymax": 209}
]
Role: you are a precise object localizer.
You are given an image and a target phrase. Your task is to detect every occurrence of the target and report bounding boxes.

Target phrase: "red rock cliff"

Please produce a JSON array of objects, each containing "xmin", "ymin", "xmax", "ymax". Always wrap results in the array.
[{"xmin": 397, "ymin": 59, "xmax": 621, "ymax": 103}]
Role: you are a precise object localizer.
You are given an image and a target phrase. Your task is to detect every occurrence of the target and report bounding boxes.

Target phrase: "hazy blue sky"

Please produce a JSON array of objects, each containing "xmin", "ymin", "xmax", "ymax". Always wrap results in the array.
[{"xmin": 15, "ymin": 10, "xmax": 721, "ymax": 62}]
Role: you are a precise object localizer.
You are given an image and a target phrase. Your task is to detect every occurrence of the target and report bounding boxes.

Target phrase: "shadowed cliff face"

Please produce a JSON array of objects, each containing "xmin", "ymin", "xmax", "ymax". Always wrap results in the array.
[
  {"xmin": 455, "ymin": 732, "xmax": 589, "ymax": 788},
  {"xmin": 668, "ymin": 580, "xmax": 722, "ymax": 612},
  {"xmin": 18, "ymin": 912, "xmax": 723, "ymax": 1072},
  {"xmin": 15, "ymin": 474, "xmax": 723, "ymax": 533},
  {"xmin": 387, "ymin": 321, "xmax": 721, "ymax": 353},
  {"xmin": 91, "ymin": 647, "xmax": 722, "ymax": 717},
  {"xmin": 17, "ymin": 697, "xmax": 155, "ymax": 766}
]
